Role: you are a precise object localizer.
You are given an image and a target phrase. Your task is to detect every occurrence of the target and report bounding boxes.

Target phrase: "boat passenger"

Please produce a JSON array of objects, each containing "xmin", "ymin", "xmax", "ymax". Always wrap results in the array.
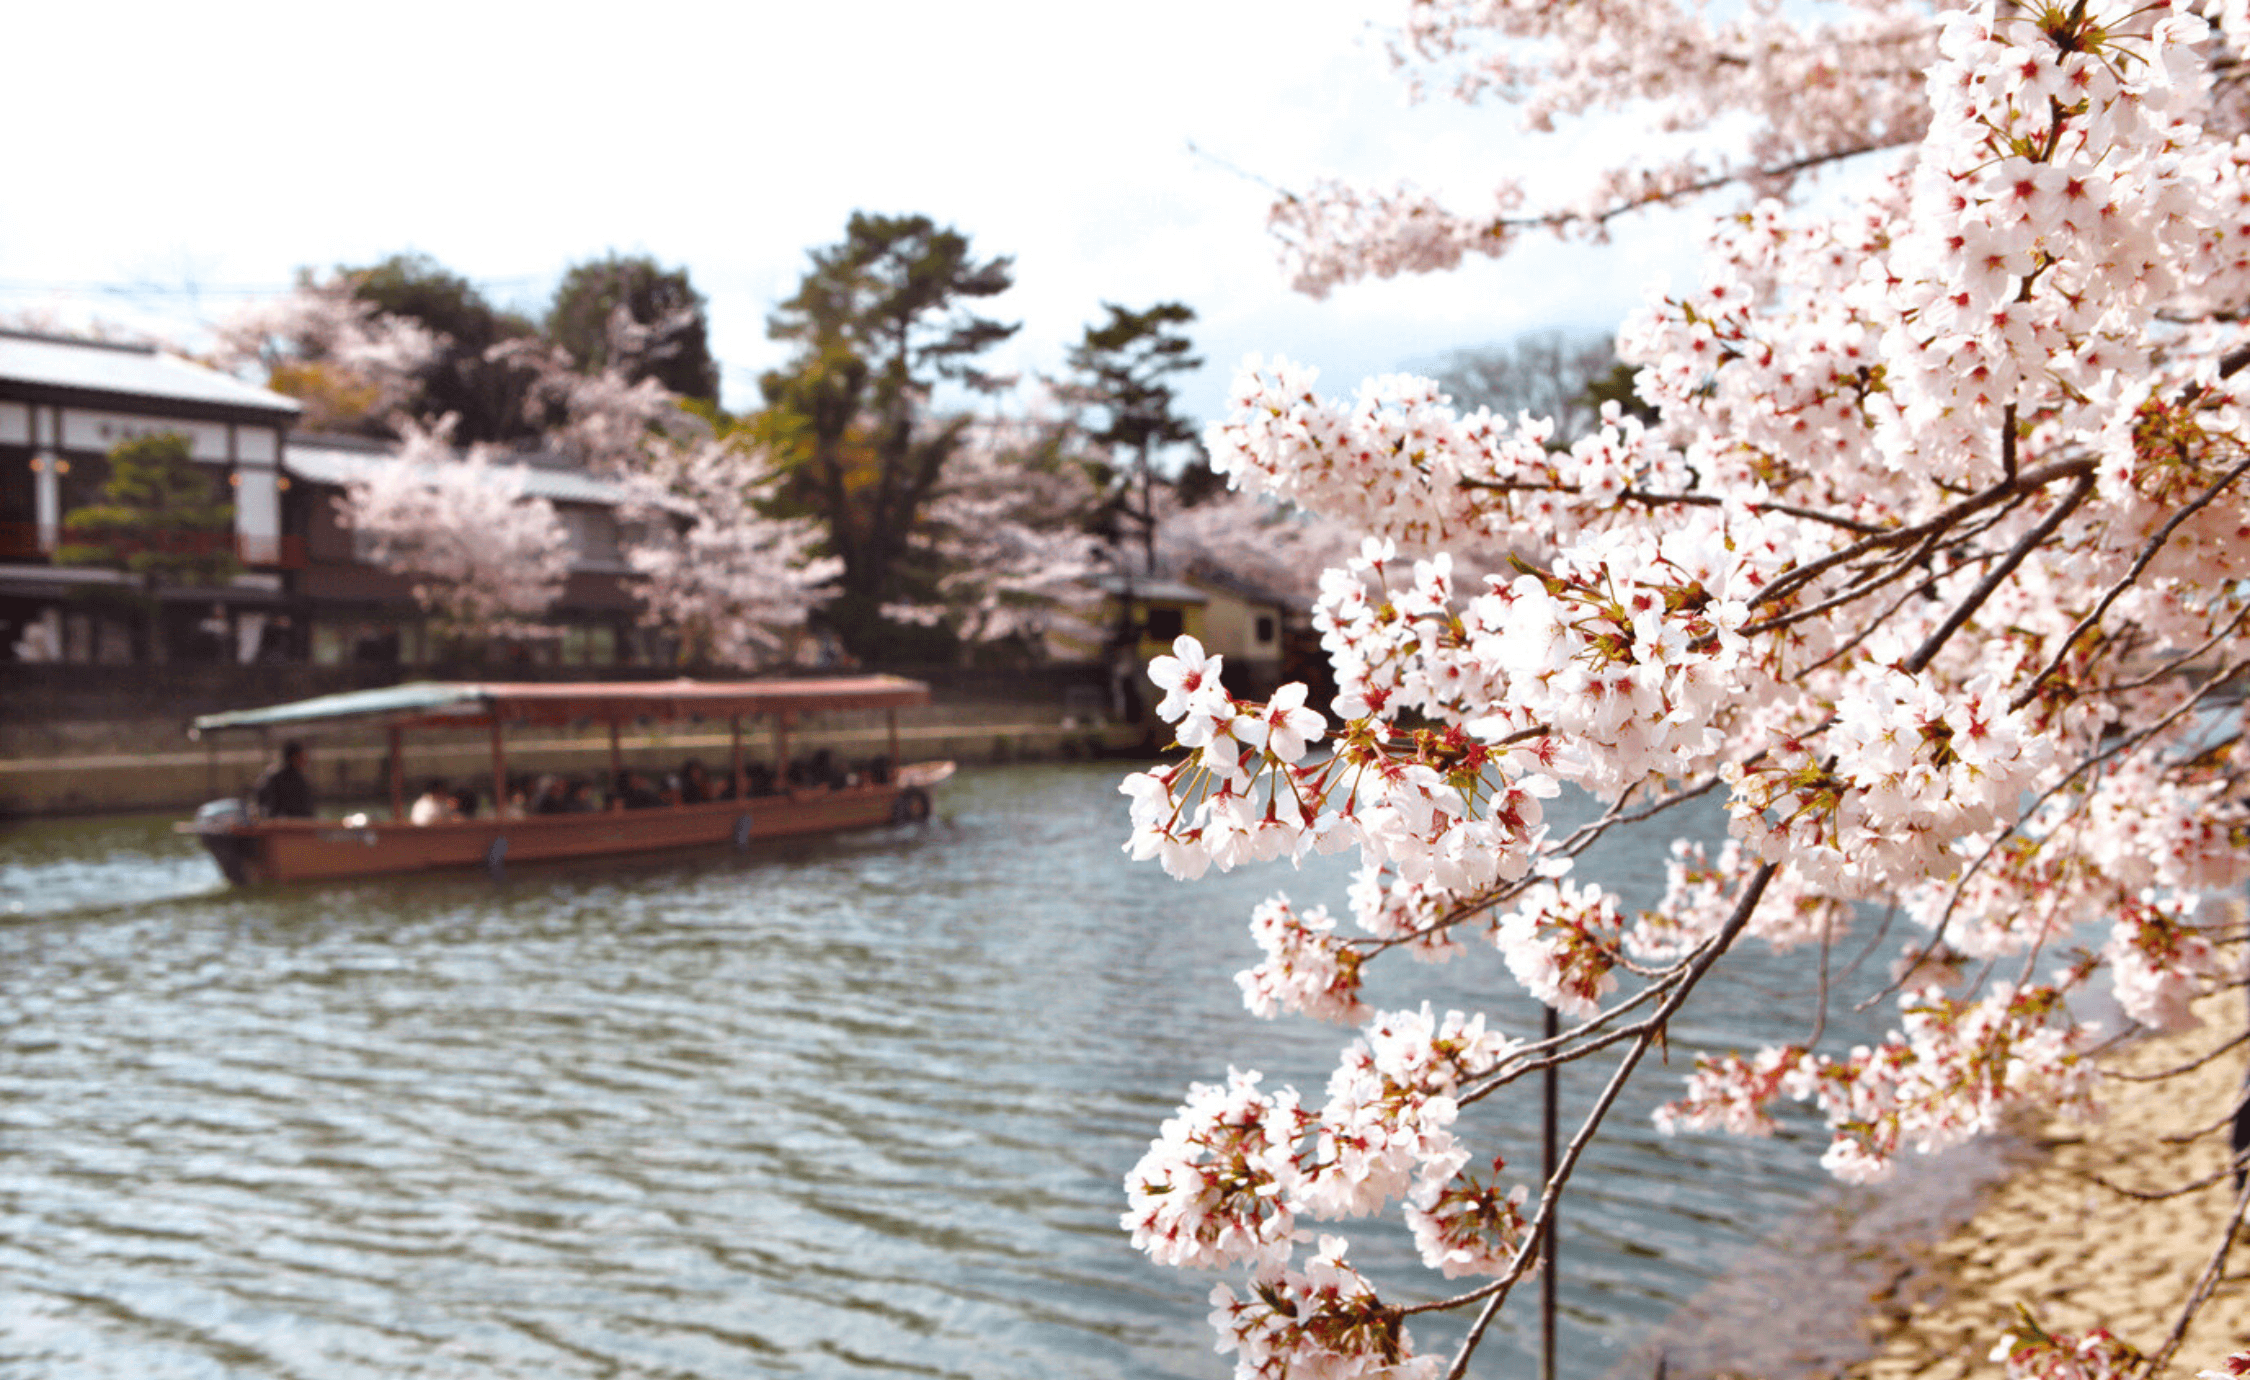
[
  {"xmin": 673, "ymin": 758, "xmax": 714, "ymax": 804},
  {"xmin": 410, "ymin": 778, "xmax": 461, "ymax": 825},
  {"xmin": 529, "ymin": 774, "xmax": 569, "ymax": 815},
  {"xmin": 789, "ymin": 749, "xmax": 848, "ymax": 792},
  {"xmin": 610, "ymin": 769, "xmax": 666, "ymax": 811},
  {"xmin": 251, "ymin": 740, "xmax": 316, "ymax": 819},
  {"xmin": 452, "ymin": 784, "xmax": 480, "ymax": 819}
]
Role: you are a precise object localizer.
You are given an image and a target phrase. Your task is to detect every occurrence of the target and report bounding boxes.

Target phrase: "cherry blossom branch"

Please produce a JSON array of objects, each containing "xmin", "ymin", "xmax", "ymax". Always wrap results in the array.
[
  {"xmin": 1891, "ymin": 649, "xmax": 2250, "ymax": 991},
  {"xmin": 1134, "ymin": 8, "xmax": 2250, "ymax": 1371},
  {"xmin": 2141, "ymin": 1169, "xmax": 2250, "ymax": 1377},
  {"xmin": 1416, "ymin": 866, "xmax": 1776, "ymax": 1365},
  {"xmin": 1479, "ymin": 143, "xmax": 1901, "ymax": 238},
  {"xmin": 2011, "ymin": 455, "xmax": 2250, "ymax": 711},
  {"xmin": 2091, "ymin": 1148, "xmax": 2250, "ymax": 1200},
  {"xmin": 1750, "ymin": 457, "xmax": 2095, "ymax": 611},
  {"xmin": 2103, "ymin": 1027, "xmax": 2250, "ymax": 1084},
  {"xmin": 1903, "ymin": 471, "xmax": 2096, "ymax": 676}
]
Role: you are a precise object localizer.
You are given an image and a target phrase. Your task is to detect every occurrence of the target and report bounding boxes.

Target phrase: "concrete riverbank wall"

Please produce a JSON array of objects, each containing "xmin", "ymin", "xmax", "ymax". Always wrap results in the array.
[
  {"xmin": 0, "ymin": 661, "xmax": 1159, "ymax": 818},
  {"xmin": 0, "ymin": 703, "xmax": 1153, "ymax": 819}
]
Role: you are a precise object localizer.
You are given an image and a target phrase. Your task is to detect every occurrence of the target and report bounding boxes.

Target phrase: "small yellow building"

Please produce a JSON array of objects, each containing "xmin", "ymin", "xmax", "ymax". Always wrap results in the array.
[{"xmin": 1053, "ymin": 563, "xmax": 1301, "ymax": 715}]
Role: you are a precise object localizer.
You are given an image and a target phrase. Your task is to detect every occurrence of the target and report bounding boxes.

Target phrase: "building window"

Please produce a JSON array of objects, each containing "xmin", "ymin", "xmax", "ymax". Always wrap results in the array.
[
  {"xmin": 558, "ymin": 506, "xmax": 621, "ymax": 566},
  {"xmin": 93, "ymin": 614, "xmax": 133, "ymax": 665},
  {"xmin": 1256, "ymin": 615, "xmax": 1276, "ymax": 644},
  {"xmin": 0, "ymin": 446, "xmax": 34, "ymax": 526},
  {"xmin": 1145, "ymin": 607, "xmax": 1184, "ymax": 641},
  {"xmin": 312, "ymin": 619, "xmax": 407, "ymax": 667}
]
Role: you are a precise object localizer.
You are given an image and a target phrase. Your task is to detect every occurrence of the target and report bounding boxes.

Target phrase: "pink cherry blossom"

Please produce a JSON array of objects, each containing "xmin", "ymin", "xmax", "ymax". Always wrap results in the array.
[{"xmin": 1122, "ymin": 2, "xmax": 2250, "ymax": 1374}]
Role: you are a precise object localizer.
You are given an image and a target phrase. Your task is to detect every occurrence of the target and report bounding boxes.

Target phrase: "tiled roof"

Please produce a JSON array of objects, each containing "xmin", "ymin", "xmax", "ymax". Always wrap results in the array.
[
  {"xmin": 1181, "ymin": 560, "xmax": 1296, "ymax": 608},
  {"xmin": 0, "ymin": 330, "xmax": 300, "ymax": 415},
  {"xmin": 285, "ymin": 436, "xmax": 642, "ymax": 509},
  {"xmin": 1085, "ymin": 572, "xmax": 1210, "ymax": 604}
]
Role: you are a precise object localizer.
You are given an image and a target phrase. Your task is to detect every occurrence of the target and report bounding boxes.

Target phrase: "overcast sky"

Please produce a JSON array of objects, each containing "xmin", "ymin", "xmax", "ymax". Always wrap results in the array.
[{"xmin": 0, "ymin": 1, "xmax": 1701, "ymax": 426}]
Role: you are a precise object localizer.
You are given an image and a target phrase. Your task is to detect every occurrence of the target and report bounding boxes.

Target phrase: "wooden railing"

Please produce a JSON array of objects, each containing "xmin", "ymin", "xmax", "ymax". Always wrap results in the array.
[{"xmin": 0, "ymin": 523, "xmax": 306, "ymax": 569}]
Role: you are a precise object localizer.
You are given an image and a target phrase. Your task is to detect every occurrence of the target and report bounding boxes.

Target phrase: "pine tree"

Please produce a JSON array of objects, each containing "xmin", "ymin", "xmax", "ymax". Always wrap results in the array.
[
  {"xmin": 54, "ymin": 432, "xmax": 239, "ymax": 661},
  {"xmin": 758, "ymin": 212, "xmax": 1017, "ymax": 655}
]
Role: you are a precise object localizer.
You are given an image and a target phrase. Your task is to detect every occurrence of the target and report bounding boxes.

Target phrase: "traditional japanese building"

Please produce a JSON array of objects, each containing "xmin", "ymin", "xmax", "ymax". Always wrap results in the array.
[
  {"xmin": 0, "ymin": 330, "xmax": 650, "ymax": 670},
  {"xmin": 1057, "ymin": 561, "xmax": 1304, "ymax": 719},
  {"xmin": 0, "ymin": 329, "xmax": 303, "ymax": 664}
]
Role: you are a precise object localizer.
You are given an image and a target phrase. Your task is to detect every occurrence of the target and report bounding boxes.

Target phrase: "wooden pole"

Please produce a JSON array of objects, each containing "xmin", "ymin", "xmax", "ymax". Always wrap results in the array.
[
  {"xmin": 730, "ymin": 715, "xmax": 745, "ymax": 799},
  {"xmin": 1542, "ymin": 1003, "xmax": 1560, "ymax": 1380},
  {"xmin": 607, "ymin": 719, "xmax": 623, "ymax": 811},
  {"xmin": 776, "ymin": 710, "xmax": 792, "ymax": 792},
  {"xmin": 887, "ymin": 707, "xmax": 901, "ymax": 777},
  {"xmin": 489, "ymin": 717, "xmax": 508, "ymax": 817},
  {"xmin": 387, "ymin": 724, "xmax": 405, "ymax": 821}
]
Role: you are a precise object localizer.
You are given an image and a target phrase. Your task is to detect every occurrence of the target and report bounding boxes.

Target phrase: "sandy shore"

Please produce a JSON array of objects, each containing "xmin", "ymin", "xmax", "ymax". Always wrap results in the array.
[
  {"xmin": 1604, "ymin": 992, "xmax": 2249, "ymax": 1380},
  {"xmin": 1842, "ymin": 998, "xmax": 2250, "ymax": 1380}
]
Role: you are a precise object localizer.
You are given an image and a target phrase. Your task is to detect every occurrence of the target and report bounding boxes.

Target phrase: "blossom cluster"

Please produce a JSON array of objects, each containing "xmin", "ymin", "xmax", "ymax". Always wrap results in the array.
[
  {"xmin": 1209, "ymin": 1236, "xmax": 1441, "ymax": 1380},
  {"xmin": 337, "ymin": 416, "xmax": 573, "ymax": 634},
  {"xmin": 1726, "ymin": 668, "xmax": 2055, "ymax": 896},
  {"xmin": 617, "ymin": 435, "xmax": 837, "ymax": 669},
  {"xmin": 1656, "ymin": 981, "xmax": 2098, "ymax": 1183},
  {"xmin": 1122, "ymin": 1007, "xmax": 1532, "ymax": 1376},
  {"xmin": 1124, "ymin": 0, "xmax": 2250, "ymax": 1375},
  {"xmin": 1993, "ymin": 1318, "xmax": 2143, "ymax": 1380}
]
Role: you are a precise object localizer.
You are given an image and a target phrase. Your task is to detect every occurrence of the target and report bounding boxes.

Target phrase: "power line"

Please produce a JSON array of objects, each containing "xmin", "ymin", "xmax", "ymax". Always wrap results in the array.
[
  {"xmin": 0, "ymin": 280, "xmax": 288, "ymax": 299},
  {"xmin": 0, "ymin": 274, "xmax": 553, "ymax": 299}
]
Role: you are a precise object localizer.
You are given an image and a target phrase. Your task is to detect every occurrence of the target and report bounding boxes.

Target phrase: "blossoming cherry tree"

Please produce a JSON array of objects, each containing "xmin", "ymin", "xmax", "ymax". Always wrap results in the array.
[{"xmin": 1119, "ymin": 1, "xmax": 2250, "ymax": 1376}]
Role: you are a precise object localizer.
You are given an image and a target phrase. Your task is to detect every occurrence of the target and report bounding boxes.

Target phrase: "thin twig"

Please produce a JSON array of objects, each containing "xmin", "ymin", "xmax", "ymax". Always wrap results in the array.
[
  {"xmin": 2011, "ymin": 454, "xmax": 2250, "ymax": 712},
  {"xmin": 2160, "ymin": 1106, "xmax": 2241, "ymax": 1145},
  {"xmin": 1740, "ymin": 522, "xmax": 1953, "ymax": 639},
  {"xmin": 1476, "ymin": 144, "xmax": 1896, "ymax": 237},
  {"xmin": 1807, "ymin": 908, "xmax": 1836, "ymax": 1049},
  {"xmin": 1426, "ymin": 864, "xmax": 1776, "ymax": 1380},
  {"xmin": 2090, "ymin": 1147, "xmax": 2250, "ymax": 1202},
  {"xmin": 1621, "ymin": 487, "xmax": 1884, "ymax": 534},
  {"xmin": 1833, "ymin": 902, "xmax": 1900, "ymax": 989},
  {"xmin": 1750, "ymin": 457, "xmax": 2094, "ymax": 611},
  {"xmin": 2094, "ymin": 606, "xmax": 2250, "ymax": 696},
  {"xmin": 1904, "ymin": 472, "xmax": 2095, "ymax": 676},
  {"xmin": 2102, "ymin": 1026, "xmax": 2250, "ymax": 1082},
  {"xmin": 2140, "ymin": 1168, "xmax": 2250, "ymax": 1376}
]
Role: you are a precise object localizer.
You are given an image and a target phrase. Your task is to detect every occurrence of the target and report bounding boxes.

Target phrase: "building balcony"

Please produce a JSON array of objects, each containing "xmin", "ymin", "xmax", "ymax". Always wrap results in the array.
[{"xmin": 0, "ymin": 522, "xmax": 307, "ymax": 570}]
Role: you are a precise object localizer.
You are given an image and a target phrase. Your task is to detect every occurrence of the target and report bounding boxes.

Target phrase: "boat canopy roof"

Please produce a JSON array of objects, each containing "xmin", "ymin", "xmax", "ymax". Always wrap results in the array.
[{"xmin": 189, "ymin": 676, "xmax": 931, "ymax": 736}]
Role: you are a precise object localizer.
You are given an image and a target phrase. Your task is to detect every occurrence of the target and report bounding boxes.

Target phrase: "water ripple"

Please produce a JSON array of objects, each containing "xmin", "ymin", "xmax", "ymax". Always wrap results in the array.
[{"xmin": 0, "ymin": 766, "xmax": 1895, "ymax": 1378}]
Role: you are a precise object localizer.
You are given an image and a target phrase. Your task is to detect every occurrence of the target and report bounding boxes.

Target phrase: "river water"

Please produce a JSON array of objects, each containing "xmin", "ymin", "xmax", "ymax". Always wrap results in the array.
[{"xmin": 0, "ymin": 762, "xmax": 1906, "ymax": 1379}]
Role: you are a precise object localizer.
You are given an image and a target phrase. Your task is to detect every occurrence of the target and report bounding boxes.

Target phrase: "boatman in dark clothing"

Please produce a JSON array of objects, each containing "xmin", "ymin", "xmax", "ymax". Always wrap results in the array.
[{"xmin": 252, "ymin": 740, "xmax": 316, "ymax": 819}]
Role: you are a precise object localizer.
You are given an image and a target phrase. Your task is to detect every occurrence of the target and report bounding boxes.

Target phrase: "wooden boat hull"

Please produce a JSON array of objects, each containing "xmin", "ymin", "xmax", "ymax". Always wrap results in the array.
[{"xmin": 184, "ymin": 768, "xmax": 949, "ymax": 885}]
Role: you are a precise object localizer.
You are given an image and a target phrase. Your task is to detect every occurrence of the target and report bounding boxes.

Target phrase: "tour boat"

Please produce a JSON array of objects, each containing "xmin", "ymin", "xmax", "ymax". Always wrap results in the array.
[{"xmin": 180, "ymin": 676, "xmax": 953, "ymax": 885}]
